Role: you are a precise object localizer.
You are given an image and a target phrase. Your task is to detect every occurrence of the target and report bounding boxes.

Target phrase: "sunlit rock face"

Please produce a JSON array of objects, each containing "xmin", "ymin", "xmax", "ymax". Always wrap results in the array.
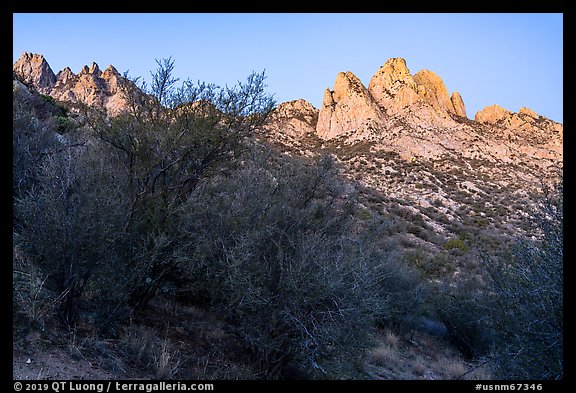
[
  {"xmin": 316, "ymin": 71, "xmax": 387, "ymax": 140},
  {"xmin": 13, "ymin": 52, "xmax": 135, "ymax": 116},
  {"xmin": 13, "ymin": 52, "xmax": 56, "ymax": 94}
]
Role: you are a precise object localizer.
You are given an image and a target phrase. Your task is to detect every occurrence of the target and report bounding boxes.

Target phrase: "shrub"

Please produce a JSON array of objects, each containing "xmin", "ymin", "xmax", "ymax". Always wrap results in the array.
[
  {"xmin": 483, "ymin": 179, "xmax": 563, "ymax": 379},
  {"xmin": 14, "ymin": 59, "xmax": 276, "ymax": 332},
  {"xmin": 174, "ymin": 151, "xmax": 424, "ymax": 378},
  {"xmin": 432, "ymin": 277, "xmax": 495, "ymax": 359},
  {"xmin": 443, "ymin": 238, "xmax": 469, "ymax": 253}
]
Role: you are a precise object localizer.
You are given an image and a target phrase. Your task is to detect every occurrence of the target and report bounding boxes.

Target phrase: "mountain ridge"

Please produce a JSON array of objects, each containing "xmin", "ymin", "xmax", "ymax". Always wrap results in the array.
[{"xmin": 14, "ymin": 52, "xmax": 563, "ymax": 240}]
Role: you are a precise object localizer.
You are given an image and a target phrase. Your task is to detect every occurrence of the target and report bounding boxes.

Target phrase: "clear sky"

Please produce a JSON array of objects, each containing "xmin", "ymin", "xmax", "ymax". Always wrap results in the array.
[{"xmin": 13, "ymin": 13, "xmax": 563, "ymax": 122}]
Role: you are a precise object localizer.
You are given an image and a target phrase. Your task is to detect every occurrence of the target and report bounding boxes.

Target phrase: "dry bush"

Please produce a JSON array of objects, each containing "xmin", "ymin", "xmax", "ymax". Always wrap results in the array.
[
  {"xmin": 368, "ymin": 345, "xmax": 399, "ymax": 368},
  {"xmin": 119, "ymin": 325, "xmax": 181, "ymax": 379}
]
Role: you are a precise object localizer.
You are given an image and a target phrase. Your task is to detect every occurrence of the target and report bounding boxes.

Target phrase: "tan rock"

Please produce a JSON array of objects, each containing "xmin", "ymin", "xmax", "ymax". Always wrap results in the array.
[
  {"xmin": 13, "ymin": 52, "xmax": 56, "ymax": 94},
  {"xmin": 88, "ymin": 62, "xmax": 101, "ymax": 77},
  {"xmin": 413, "ymin": 69, "xmax": 455, "ymax": 114},
  {"xmin": 519, "ymin": 107, "xmax": 538, "ymax": 118},
  {"xmin": 316, "ymin": 71, "xmax": 386, "ymax": 140},
  {"xmin": 266, "ymin": 99, "xmax": 318, "ymax": 138},
  {"xmin": 451, "ymin": 92, "xmax": 466, "ymax": 117},
  {"xmin": 55, "ymin": 67, "xmax": 77, "ymax": 86},
  {"xmin": 474, "ymin": 104, "xmax": 511, "ymax": 124},
  {"xmin": 368, "ymin": 58, "xmax": 420, "ymax": 115}
]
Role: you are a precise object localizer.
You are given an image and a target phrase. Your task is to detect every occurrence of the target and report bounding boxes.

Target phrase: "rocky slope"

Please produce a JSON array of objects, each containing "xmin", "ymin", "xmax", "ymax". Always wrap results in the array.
[{"xmin": 263, "ymin": 58, "xmax": 562, "ymax": 240}]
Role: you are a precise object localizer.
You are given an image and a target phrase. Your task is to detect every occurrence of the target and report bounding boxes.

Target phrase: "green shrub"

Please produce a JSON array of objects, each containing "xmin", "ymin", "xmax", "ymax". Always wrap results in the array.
[
  {"xmin": 40, "ymin": 93, "xmax": 55, "ymax": 103},
  {"xmin": 443, "ymin": 238, "xmax": 469, "ymax": 253},
  {"xmin": 53, "ymin": 115, "xmax": 72, "ymax": 133}
]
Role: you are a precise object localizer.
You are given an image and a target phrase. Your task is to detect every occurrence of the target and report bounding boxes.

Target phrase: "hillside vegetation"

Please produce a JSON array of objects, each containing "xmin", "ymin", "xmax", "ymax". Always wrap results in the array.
[{"xmin": 13, "ymin": 59, "xmax": 562, "ymax": 380}]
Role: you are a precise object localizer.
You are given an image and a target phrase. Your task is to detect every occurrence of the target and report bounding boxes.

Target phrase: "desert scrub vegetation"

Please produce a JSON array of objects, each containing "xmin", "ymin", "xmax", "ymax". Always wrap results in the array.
[
  {"xmin": 13, "ymin": 59, "xmax": 428, "ymax": 379},
  {"xmin": 13, "ymin": 57, "xmax": 562, "ymax": 380},
  {"xmin": 14, "ymin": 59, "xmax": 274, "ymax": 336},
  {"xmin": 432, "ymin": 177, "xmax": 563, "ymax": 379},
  {"xmin": 172, "ymin": 150, "xmax": 428, "ymax": 378},
  {"xmin": 443, "ymin": 238, "xmax": 469, "ymax": 253}
]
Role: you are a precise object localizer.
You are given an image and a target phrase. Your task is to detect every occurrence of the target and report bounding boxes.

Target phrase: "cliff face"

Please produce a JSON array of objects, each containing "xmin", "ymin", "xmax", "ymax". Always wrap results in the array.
[
  {"xmin": 13, "ymin": 53, "xmax": 56, "ymax": 95},
  {"xmin": 316, "ymin": 72, "xmax": 388, "ymax": 141}
]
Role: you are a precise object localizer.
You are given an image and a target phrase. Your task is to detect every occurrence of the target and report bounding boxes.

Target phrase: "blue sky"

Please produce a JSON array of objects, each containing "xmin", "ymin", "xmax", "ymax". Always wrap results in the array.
[{"xmin": 13, "ymin": 13, "xmax": 563, "ymax": 122}]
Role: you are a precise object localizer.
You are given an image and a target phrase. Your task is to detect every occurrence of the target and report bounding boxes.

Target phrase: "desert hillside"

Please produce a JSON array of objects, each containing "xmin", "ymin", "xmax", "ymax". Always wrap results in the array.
[{"xmin": 13, "ymin": 53, "xmax": 562, "ymax": 381}]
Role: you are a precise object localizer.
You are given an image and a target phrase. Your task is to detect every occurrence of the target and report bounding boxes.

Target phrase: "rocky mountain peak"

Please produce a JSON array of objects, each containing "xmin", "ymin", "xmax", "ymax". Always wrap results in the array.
[
  {"xmin": 102, "ymin": 65, "xmax": 120, "ymax": 78},
  {"xmin": 368, "ymin": 59, "xmax": 466, "ymax": 119},
  {"xmin": 89, "ymin": 62, "xmax": 102, "ymax": 77},
  {"xmin": 316, "ymin": 71, "xmax": 386, "ymax": 140},
  {"xmin": 13, "ymin": 52, "xmax": 56, "ymax": 94},
  {"xmin": 13, "ymin": 53, "xmax": 136, "ymax": 116},
  {"xmin": 368, "ymin": 58, "xmax": 420, "ymax": 115},
  {"xmin": 474, "ymin": 104, "xmax": 511, "ymax": 124},
  {"xmin": 333, "ymin": 72, "xmax": 369, "ymax": 100},
  {"xmin": 372, "ymin": 58, "xmax": 417, "ymax": 89},
  {"xmin": 275, "ymin": 99, "xmax": 317, "ymax": 116},
  {"xmin": 264, "ymin": 99, "xmax": 319, "ymax": 138},
  {"xmin": 55, "ymin": 67, "xmax": 77, "ymax": 86},
  {"xmin": 519, "ymin": 107, "xmax": 538, "ymax": 119},
  {"xmin": 413, "ymin": 69, "xmax": 456, "ymax": 115}
]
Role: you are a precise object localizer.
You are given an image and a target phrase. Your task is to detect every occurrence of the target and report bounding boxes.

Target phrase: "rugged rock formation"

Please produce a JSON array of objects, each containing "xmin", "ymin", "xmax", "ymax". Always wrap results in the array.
[
  {"xmin": 13, "ymin": 53, "xmax": 133, "ymax": 116},
  {"xmin": 367, "ymin": 58, "xmax": 465, "ymax": 120},
  {"xmin": 266, "ymin": 99, "xmax": 318, "ymax": 138},
  {"xmin": 413, "ymin": 69, "xmax": 456, "ymax": 114},
  {"xmin": 450, "ymin": 92, "xmax": 466, "ymax": 117},
  {"xmin": 12, "ymin": 52, "xmax": 564, "ymax": 242},
  {"xmin": 475, "ymin": 104, "xmax": 562, "ymax": 152},
  {"xmin": 315, "ymin": 58, "xmax": 470, "ymax": 143},
  {"xmin": 475, "ymin": 104, "xmax": 561, "ymax": 134},
  {"xmin": 316, "ymin": 71, "xmax": 387, "ymax": 140},
  {"xmin": 13, "ymin": 52, "xmax": 56, "ymax": 94},
  {"xmin": 474, "ymin": 104, "xmax": 510, "ymax": 124},
  {"xmin": 368, "ymin": 58, "xmax": 421, "ymax": 116},
  {"xmin": 55, "ymin": 67, "xmax": 77, "ymax": 86}
]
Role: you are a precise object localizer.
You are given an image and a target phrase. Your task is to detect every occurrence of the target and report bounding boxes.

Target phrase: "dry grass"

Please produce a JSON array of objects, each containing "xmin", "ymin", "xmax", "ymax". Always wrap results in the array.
[
  {"xmin": 440, "ymin": 358, "xmax": 468, "ymax": 379},
  {"xmin": 154, "ymin": 338, "xmax": 181, "ymax": 379},
  {"xmin": 120, "ymin": 324, "xmax": 182, "ymax": 378},
  {"xmin": 364, "ymin": 329, "xmax": 492, "ymax": 380},
  {"xmin": 368, "ymin": 344, "xmax": 400, "ymax": 367}
]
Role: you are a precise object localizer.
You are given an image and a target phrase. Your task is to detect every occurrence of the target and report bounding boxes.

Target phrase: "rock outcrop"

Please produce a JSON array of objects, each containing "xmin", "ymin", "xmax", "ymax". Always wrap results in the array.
[
  {"xmin": 266, "ymin": 99, "xmax": 319, "ymax": 138},
  {"xmin": 316, "ymin": 71, "xmax": 387, "ymax": 140},
  {"xmin": 450, "ymin": 92, "xmax": 466, "ymax": 117},
  {"xmin": 55, "ymin": 67, "xmax": 77, "ymax": 87},
  {"xmin": 368, "ymin": 58, "xmax": 421, "ymax": 116},
  {"xmin": 367, "ymin": 58, "xmax": 465, "ymax": 119},
  {"xmin": 13, "ymin": 53, "xmax": 133, "ymax": 116},
  {"xmin": 13, "ymin": 52, "xmax": 56, "ymax": 95},
  {"xmin": 475, "ymin": 104, "xmax": 562, "ymax": 151},
  {"xmin": 315, "ymin": 58, "xmax": 470, "ymax": 142},
  {"xmin": 413, "ymin": 69, "xmax": 456, "ymax": 114},
  {"xmin": 474, "ymin": 104, "xmax": 511, "ymax": 124}
]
